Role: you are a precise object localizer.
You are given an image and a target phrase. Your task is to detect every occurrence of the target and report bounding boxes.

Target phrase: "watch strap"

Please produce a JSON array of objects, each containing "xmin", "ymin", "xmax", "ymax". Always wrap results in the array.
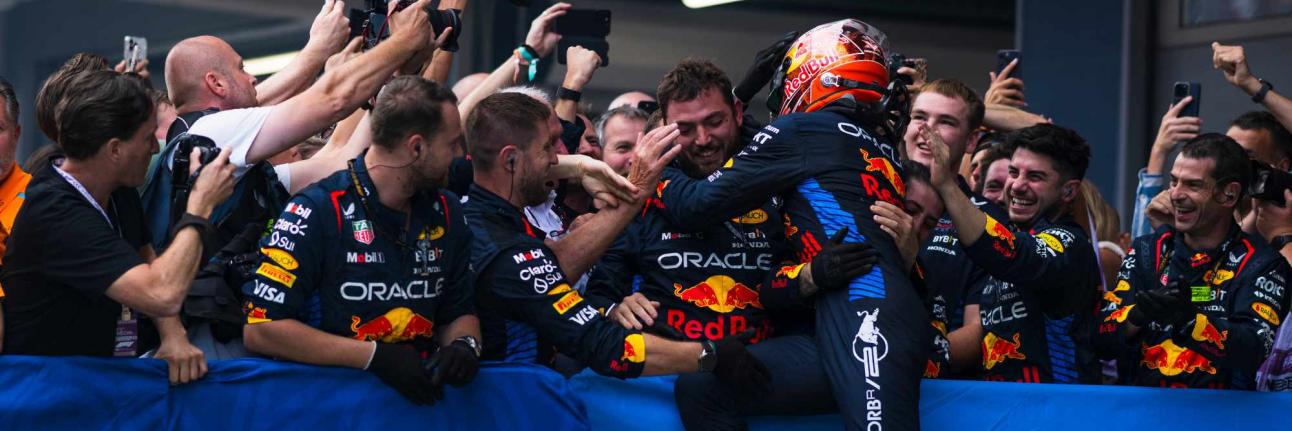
[
  {"xmin": 557, "ymin": 87, "xmax": 582, "ymax": 102},
  {"xmin": 1253, "ymin": 79, "xmax": 1274, "ymax": 104}
]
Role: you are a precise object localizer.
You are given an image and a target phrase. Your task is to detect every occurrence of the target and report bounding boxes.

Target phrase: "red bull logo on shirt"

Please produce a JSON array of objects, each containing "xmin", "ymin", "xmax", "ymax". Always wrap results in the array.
[
  {"xmin": 1141, "ymin": 339, "xmax": 1216, "ymax": 376},
  {"xmin": 622, "ymin": 334, "xmax": 646, "ymax": 363},
  {"xmin": 1189, "ymin": 314, "xmax": 1228, "ymax": 350},
  {"xmin": 350, "ymin": 307, "xmax": 435, "ymax": 343},
  {"xmin": 673, "ymin": 275, "xmax": 763, "ymax": 313},
  {"xmin": 982, "ymin": 332, "xmax": 1026, "ymax": 370},
  {"xmin": 984, "ymin": 216, "xmax": 1016, "ymax": 258}
]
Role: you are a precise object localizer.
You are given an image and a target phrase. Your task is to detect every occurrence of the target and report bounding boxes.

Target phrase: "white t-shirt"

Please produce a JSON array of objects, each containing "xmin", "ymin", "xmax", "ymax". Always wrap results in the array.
[{"xmin": 175, "ymin": 107, "xmax": 292, "ymax": 190}]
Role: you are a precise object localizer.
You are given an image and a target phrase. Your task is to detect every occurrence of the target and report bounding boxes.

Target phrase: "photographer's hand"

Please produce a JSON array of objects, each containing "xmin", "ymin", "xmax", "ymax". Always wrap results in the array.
[
  {"xmin": 185, "ymin": 148, "xmax": 236, "ymax": 219},
  {"xmin": 525, "ymin": 3, "xmax": 571, "ymax": 58}
]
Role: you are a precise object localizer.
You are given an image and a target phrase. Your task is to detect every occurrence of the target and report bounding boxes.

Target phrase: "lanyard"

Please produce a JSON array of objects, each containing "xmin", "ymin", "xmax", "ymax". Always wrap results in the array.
[
  {"xmin": 53, "ymin": 165, "xmax": 112, "ymax": 228},
  {"xmin": 53, "ymin": 163, "xmax": 136, "ymax": 356}
]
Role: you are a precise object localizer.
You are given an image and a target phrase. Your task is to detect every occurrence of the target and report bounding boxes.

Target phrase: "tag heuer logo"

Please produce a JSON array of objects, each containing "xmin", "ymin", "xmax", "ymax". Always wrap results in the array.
[{"xmin": 352, "ymin": 220, "xmax": 374, "ymax": 245}]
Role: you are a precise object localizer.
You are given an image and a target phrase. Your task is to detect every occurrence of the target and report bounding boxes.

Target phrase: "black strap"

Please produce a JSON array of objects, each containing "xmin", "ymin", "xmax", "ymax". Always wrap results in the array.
[{"xmin": 1272, "ymin": 234, "xmax": 1292, "ymax": 251}]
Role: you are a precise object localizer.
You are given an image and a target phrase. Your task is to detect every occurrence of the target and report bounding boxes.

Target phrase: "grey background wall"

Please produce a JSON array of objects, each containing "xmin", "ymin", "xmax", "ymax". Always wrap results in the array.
[{"xmin": 4, "ymin": 0, "xmax": 1290, "ymax": 228}]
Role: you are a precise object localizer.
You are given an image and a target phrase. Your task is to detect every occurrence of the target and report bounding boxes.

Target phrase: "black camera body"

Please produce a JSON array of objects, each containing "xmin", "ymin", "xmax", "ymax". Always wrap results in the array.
[
  {"xmin": 1250, "ymin": 161, "xmax": 1292, "ymax": 205},
  {"xmin": 349, "ymin": 0, "xmax": 462, "ymax": 52},
  {"xmin": 169, "ymin": 133, "xmax": 220, "ymax": 224},
  {"xmin": 888, "ymin": 53, "xmax": 914, "ymax": 86}
]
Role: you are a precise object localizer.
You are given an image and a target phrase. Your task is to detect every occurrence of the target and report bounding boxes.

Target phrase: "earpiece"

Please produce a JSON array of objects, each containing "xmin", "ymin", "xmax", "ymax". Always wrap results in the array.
[
  {"xmin": 414, "ymin": 144, "xmax": 423, "ymax": 157},
  {"xmin": 508, "ymin": 153, "xmax": 517, "ymax": 166}
]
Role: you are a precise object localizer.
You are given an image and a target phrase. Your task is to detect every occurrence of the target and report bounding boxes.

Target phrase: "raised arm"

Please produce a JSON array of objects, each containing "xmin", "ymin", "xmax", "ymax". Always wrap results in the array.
[
  {"xmin": 255, "ymin": 0, "xmax": 350, "ymax": 106},
  {"xmin": 107, "ymin": 149, "xmax": 236, "ymax": 317},
  {"xmin": 246, "ymin": 0, "xmax": 446, "ymax": 164}
]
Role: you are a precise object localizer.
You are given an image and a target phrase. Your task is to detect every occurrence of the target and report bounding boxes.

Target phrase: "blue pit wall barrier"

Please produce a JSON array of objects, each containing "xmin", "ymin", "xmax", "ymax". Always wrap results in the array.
[{"xmin": 0, "ymin": 355, "xmax": 1288, "ymax": 430}]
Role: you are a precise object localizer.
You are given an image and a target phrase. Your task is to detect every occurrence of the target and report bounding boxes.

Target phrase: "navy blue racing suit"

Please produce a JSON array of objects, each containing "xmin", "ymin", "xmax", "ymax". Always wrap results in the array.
[
  {"xmin": 967, "ymin": 212, "xmax": 1102, "ymax": 383},
  {"xmin": 654, "ymin": 107, "xmax": 928, "ymax": 430},
  {"xmin": 463, "ymin": 184, "xmax": 648, "ymax": 378},
  {"xmin": 583, "ymin": 192, "xmax": 786, "ymax": 342},
  {"xmin": 241, "ymin": 152, "xmax": 475, "ymax": 354},
  {"xmin": 1097, "ymin": 225, "xmax": 1291, "ymax": 389}
]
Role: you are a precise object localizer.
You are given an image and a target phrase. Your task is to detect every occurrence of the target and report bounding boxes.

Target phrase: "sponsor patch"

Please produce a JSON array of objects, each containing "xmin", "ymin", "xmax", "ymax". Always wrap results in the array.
[
  {"xmin": 352, "ymin": 220, "xmax": 374, "ymax": 245},
  {"xmin": 261, "ymin": 248, "xmax": 299, "ymax": 270},
  {"xmin": 622, "ymin": 334, "xmax": 646, "ymax": 363},
  {"xmin": 256, "ymin": 262, "xmax": 297, "ymax": 288},
  {"xmin": 1254, "ymin": 302, "xmax": 1281, "ymax": 325},
  {"xmin": 553, "ymin": 291, "xmax": 584, "ymax": 315}
]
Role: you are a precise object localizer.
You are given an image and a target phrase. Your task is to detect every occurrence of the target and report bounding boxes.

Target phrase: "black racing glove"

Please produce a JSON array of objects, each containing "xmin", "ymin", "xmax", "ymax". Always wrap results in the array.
[
  {"xmin": 1132, "ymin": 287, "xmax": 1198, "ymax": 328},
  {"xmin": 733, "ymin": 31, "xmax": 800, "ymax": 107},
  {"xmin": 426, "ymin": 339, "xmax": 481, "ymax": 395},
  {"xmin": 710, "ymin": 330, "xmax": 772, "ymax": 395},
  {"xmin": 809, "ymin": 228, "xmax": 880, "ymax": 292},
  {"xmin": 368, "ymin": 343, "xmax": 438, "ymax": 405}
]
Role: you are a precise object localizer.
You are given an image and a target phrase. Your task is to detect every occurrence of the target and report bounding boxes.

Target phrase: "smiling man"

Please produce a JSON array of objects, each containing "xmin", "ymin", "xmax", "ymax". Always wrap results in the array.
[
  {"xmin": 1098, "ymin": 134, "xmax": 1289, "ymax": 389},
  {"xmin": 927, "ymin": 123, "xmax": 1101, "ymax": 383}
]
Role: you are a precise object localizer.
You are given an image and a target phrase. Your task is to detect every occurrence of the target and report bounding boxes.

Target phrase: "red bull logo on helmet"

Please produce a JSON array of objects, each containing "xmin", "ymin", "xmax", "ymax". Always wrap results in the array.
[
  {"xmin": 673, "ymin": 275, "xmax": 763, "ymax": 313},
  {"xmin": 1141, "ymin": 339, "xmax": 1216, "ymax": 376},
  {"xmin": 350, "ymin": 307, "xmax": 435, "ymax": 343},
  {"xmin": 982, "ymin": 332, "xmax": 1026, "ymax": 370}
]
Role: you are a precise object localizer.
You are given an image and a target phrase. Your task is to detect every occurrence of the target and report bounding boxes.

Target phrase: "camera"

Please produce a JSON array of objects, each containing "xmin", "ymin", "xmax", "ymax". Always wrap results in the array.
[
  {"xmin": 349, "ymin": 0, "xmax": 462, "ymax": 52},
  {"xmin": 1250, "ymin": 161, "xmax": 1292, "ymax": 205}
]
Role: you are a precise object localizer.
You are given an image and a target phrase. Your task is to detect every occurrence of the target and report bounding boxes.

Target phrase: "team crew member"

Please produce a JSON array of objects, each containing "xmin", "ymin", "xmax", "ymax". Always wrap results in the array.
[
  {"xmin": 0, "ymin": 77, "xmax": 30, "ymax": 343},
  {"xmin": 585, "ymin": 59, "xmax": 785, "ymax": 343},
  {"xmin": 927, "ymin": 123, "xmax": 1101, "ymax": 383},
  {"xmin": 1099, "ymin": 134, "xmax": 1290, "ymax": 389},
  {"xmin": 653, "ymin": 20, "xmax": 928, "ymax": 430},
  {"xmin": 902, "ymin": 79, "xmax": 1010, "ymax": 375},
  {"xmin": 242, "ymin": 78, "xmax": 480, "ymax": 405},
  {"xmin": 463, "ymin": 93, "xmax": 770, "ymax": 390}
]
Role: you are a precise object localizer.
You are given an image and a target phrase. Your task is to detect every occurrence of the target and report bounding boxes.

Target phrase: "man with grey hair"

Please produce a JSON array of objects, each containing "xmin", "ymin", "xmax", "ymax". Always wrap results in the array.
[{"xmin": 596, "ymin": 106, "xmax": 649, "ymax": 176}]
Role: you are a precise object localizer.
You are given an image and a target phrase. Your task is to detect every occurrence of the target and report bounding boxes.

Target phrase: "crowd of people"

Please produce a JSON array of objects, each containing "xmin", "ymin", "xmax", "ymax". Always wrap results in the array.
[{"xmin": 1, "ymin": 0, "xmax": 1291, "ymax": 429}]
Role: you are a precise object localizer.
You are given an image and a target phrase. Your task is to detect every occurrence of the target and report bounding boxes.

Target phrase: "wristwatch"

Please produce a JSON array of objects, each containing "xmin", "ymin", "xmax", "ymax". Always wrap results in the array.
[
  {"xmin": 1253, "ymin": 79, "xmax": 1274, "ymax": 104},
  {"xmin": 698, "ymin": 340, "xmax": 717, "ymax": 372},
  {"xmin": 557, "ymin": 87, "xmax": 582, "ymax": 102},
  {"xmin": 454, "ymin": 335, "xmax": 481, "ymax": 358}
]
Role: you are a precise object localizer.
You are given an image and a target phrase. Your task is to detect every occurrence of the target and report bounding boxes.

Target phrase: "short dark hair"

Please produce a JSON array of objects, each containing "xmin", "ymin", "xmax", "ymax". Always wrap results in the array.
[
  {"xmin": 55, "ymin": 70, "xmax": 154, "ymax": 160},
  {"xmin": 0, "ymin": 75, "xmax": 17, "ymax": 124},
  {"xmin": 1231, "ymin": 110, "xmax": 1292, "ymax": 162},
  {"xmin": 919, "ymin": 79, "xmax": 985, "ymax": 130},
  {"xmin": 656, "ymin": 58, "xmax": 734, "ymax": 120},
  {"xmin": 36, "ymin": 53, "xmax": 112, "ymax": 141},
  {"xmin": 975, "ymin": 143, "xmax": 1014, "ymax": 193},
  {"xmin": 466, "ymin": 92, "xmax": 550, "ymax": 171},
  {"xmin": 370, "ymin": 76, "xmax": 457, "ymax": 150},
  {"xmin": 903, "ymin": 160, "xmax": 932, "ymax": 186},
  {"xmin": 1180, "ymin": 133, "xmax": 1252, "ymax": 198},
  {"xmin": 1005, "ymin": 124, "xmax": 1090, "ymax": 181}
]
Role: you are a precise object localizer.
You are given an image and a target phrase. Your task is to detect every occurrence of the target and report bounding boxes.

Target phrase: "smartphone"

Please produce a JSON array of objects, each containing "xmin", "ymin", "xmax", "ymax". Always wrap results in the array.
[
  {"xmin": 996, "ymin": 49, "xmax": 1021, "ymax": 79},
  {"xmin": 1172, "ymin": 82, "xmax": 1201, "ymax": 118},
  {"xmin": 124, "ymin": 36, "xmax": 147, "ymax": 71},
  {"xmin": 555, "ymin": 9, "xmax": 611, "ymax": 38},
  {"xmin": 558, "ymin": 38, "xmax": 610, "ymax": 67}
]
